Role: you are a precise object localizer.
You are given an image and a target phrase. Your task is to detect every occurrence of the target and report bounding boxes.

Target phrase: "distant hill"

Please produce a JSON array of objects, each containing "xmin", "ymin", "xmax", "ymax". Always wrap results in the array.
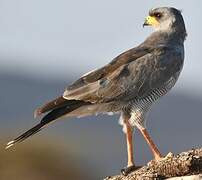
[
  {"xmin": 1, "ymin": 72, "xmax": 202, "ymax": 178},
  {"xmin": 0, "ymin": 141, "xmax": 95, "ymax": 180}
]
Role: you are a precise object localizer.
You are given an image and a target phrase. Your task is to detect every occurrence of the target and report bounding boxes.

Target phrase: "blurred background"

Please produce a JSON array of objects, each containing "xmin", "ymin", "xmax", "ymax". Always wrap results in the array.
[{"xmin": 0, "ymin": 0, "xmax": 202, "ymax": 179}]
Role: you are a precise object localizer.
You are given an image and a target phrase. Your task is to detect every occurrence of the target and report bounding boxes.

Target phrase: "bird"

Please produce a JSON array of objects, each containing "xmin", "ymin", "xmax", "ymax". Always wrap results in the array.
[{"xmin": 6, "ymin": 7, "xmax": 186, "ymax": 175}]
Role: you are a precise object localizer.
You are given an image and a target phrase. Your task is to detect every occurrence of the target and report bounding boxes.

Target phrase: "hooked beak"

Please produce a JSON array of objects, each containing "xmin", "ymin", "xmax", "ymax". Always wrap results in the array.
[{"xmin": 143, "ymin": 15, "xmax": 159, "ymax": 27}]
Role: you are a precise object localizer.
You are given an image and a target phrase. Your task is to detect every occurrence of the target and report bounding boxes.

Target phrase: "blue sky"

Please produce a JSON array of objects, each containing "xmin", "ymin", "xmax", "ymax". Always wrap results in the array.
[{"xmin": 0, "ymin": 0, "xmax": 201, "ymax": 96}]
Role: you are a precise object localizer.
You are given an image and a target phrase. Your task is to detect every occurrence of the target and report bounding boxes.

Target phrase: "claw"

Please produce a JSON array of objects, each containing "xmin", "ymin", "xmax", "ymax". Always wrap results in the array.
[{"xmin": 121, "ymin": 165, "xmax": 141, "ymax": 176}]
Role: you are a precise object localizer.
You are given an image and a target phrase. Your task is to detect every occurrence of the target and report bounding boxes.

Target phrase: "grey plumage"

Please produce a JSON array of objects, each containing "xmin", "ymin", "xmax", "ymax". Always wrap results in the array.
[{"xmin": 6, "ymin": 7, "xmax": 186, "ymax": 150}]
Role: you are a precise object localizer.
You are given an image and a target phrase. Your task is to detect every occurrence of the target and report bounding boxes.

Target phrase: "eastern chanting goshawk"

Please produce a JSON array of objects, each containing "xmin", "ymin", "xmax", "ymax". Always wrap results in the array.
[{"xmin": 6, "ymin": 7, "xmax": 187, "ymax": 175}]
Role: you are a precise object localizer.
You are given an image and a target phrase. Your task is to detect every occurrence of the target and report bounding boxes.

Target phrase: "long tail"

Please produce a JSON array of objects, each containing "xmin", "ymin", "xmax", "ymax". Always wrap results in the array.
[{"xmin": 6, "ymin": 100, "xmax": 89, "ymax": 149}]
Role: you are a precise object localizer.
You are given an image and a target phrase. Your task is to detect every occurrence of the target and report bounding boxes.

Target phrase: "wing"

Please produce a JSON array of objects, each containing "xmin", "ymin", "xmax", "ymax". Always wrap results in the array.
[
  {"xmin": 34, "ymin": 46, "xmax": 150, "ymax": 116},
  {"xmin": 63, "ymin": 45, "xmax": 183, "ymax": 103},
  {"xmin": 67, "ymin": 45, "xmax": 151, "ymax": 89}
]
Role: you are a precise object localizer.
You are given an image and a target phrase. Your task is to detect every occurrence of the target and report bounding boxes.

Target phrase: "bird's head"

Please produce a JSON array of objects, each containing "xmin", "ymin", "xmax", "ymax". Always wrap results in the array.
[{"xmin": 143, "ymin": 7, "xmax": 187, "ymax": 40}]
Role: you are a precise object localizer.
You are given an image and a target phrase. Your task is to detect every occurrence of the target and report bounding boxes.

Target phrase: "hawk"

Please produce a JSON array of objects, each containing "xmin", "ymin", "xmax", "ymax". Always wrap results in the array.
[{"xmin": 6, "ymin": 7, "xmax": 186, "ymax": 175}]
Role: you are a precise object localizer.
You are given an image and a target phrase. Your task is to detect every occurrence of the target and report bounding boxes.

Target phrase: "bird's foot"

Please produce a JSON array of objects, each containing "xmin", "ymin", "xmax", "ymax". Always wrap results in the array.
[
  {"xmin": 121, "ymin": 165, "xmax": 141, "ymax": 176},
  {"xmin": 164, "ymin": 152, "xmax": 174, "ymax": 159},
  {"xmin": 156, "ymin": 152, "xmax": 174, "ymax": 162},
  {"xmin": 148, "ymin": 152, "xmax": 174, "ymax": 166}
]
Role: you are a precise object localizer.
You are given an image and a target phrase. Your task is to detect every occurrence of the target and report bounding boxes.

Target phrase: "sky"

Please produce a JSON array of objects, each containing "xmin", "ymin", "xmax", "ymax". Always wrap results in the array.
[{"xmin": 0, "ymin": 0, "xmax": 202, "ymax": 95}]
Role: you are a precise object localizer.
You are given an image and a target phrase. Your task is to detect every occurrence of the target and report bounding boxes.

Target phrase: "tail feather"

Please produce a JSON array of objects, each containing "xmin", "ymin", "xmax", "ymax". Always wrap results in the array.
[
  {"xmin": 34, "ymin": 97, "xmax": 79, "ymax": 118},
  {"xmin": 6, "ymin": 123, "xmax": 44, "ymax": 149},
  {"xmin": 6, "ymin": 100, "xmax": 90, "ymax": 149}
]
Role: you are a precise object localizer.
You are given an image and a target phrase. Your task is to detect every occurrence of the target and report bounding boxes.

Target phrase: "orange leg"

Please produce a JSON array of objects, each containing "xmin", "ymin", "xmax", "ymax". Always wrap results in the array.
[
  {"xmin": 121, "ymin": 114, "xmax": 143, "ymax": 176},
  {"xmin": 125, "ymin": 120, "xmax": 134, "ymax": 167},
  {"xmin": 138, "ymin": 127, "xmax": 162, "ymax": 160}
]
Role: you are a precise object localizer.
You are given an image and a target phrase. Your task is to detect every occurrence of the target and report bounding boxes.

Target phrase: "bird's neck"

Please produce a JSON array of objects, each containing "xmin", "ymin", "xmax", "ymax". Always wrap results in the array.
[{"xmin": 145, "ymin": 30, "xmax": 186, "ymax": 47}]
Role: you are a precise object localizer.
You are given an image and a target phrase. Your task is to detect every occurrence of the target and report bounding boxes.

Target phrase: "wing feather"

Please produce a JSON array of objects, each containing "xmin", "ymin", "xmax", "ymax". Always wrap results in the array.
[{"xmin": 63, "ymin": 46, "xmax": 183, "ymax": 103}]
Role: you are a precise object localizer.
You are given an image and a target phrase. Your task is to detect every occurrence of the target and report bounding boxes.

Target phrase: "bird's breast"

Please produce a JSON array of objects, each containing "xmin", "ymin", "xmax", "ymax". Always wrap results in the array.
[{"xmin": 128, "ymin": 74, "xmax": 179, "ymax": 127}]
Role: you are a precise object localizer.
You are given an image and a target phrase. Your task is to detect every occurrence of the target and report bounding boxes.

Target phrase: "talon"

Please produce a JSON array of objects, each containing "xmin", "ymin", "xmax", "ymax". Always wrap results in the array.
[
  {"xmin": 121, "ymin": 165, "xmax": 141, "ymax": 176},
  {"xmin": 104, "ymin": 176, "xmax": 111, "ymax": 180},
  {"xmin": 148, "ymin": 153, "xmax": 174, "ymax": 167},
  {"xmin": 165, "ymin": 152, "xmax": 174, "ymax": 159}
]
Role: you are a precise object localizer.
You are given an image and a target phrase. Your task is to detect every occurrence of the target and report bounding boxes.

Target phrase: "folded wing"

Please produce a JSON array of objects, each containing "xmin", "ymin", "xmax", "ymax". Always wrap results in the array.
[{"xmin": 63, "ymin": 46, "xmax": 182, "ymax": 103}]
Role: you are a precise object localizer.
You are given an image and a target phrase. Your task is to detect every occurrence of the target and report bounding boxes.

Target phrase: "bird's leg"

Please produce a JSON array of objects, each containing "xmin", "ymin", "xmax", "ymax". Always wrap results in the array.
[
  {"xmin": 125, "ymin": 119, "xmax": 134, "ymax": 167},
  {"xmin": 121, "ymin": 113, "xmax": 140, "ymax": 176},
  {"xmin": 137, "ymin": 125, "xmax": 162, "ymax": 160}
]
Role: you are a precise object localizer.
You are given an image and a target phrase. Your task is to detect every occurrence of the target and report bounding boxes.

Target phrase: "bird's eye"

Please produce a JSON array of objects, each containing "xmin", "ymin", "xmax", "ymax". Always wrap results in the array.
[{"xmin": 153, "ymin": 12, "xmax": 162, "ymax": 18}]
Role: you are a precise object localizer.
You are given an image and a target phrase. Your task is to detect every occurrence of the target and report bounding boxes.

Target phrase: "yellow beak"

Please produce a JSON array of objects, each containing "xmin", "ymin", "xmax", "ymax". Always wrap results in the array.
[{"xmin": 143, "ymin": 16, "xmax": 159, "ymax": 27}]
